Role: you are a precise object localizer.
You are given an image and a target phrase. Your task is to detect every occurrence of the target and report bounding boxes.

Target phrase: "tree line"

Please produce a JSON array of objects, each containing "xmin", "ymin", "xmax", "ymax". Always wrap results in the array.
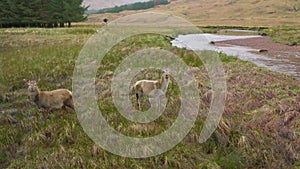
[
  {"xmin": 97, "ymin": 0, "xmax": 169, "ymax": 14},
  {"xmin": 0, "ymin": 0, "xmax": 88, "ymax": 28}
]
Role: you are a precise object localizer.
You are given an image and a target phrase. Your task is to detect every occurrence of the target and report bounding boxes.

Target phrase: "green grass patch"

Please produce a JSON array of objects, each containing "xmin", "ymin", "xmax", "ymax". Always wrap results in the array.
[
  {"xmin": 260, "ymin": 26, "xmax": 300, "ymax": 45},
  {"xmin": 0, "ymin": 25, "xmax": 299, "ymax": 168}
]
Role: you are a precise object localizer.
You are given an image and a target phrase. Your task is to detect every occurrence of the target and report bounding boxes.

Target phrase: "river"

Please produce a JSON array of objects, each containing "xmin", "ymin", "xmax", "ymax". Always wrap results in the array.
[{"xmin": 171, "ymin": 34, "xmax": 300, "ymax": 81}]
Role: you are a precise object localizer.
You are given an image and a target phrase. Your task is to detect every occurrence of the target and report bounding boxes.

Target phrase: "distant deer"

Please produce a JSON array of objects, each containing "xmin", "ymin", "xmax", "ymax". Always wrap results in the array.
[
  {"xmin": 25, "ymin": 80, "xmax": 74, "ymax": 113},
  {"xmin": 132, "ymin": 71, "xmax": 170, "ymax": 111}
]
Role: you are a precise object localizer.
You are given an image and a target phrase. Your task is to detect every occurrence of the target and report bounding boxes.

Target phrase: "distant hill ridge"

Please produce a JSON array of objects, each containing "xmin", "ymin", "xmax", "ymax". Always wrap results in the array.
[
  {"xmin": 83, "ymin": 0, "xmax": 149, "ymax": 10},
  {"xmin": 86, "ymin": 0, "xmax": 169, "ymax": 14},
  {"xmin": 87, "ymin": 0, "xmax": 300, "ymax": 26}
]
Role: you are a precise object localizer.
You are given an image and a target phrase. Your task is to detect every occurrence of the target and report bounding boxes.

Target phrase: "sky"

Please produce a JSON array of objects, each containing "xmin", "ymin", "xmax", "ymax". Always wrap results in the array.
[{"xmin": 83, "ymin": 0, "xmax": 149, "ymax": 10}]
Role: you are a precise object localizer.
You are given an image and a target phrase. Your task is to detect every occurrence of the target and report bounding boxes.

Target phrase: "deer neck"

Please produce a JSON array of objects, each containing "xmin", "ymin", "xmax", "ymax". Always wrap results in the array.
[
  {"xmin": 33, "ymin": 87, "xmax": 40, "ymax": 96},
  {"xmin": 160, "ymin": 76, "xmax": 169, "ymax": 93},
  {"xmin": 29, "ymin": 87, "xmax": 40, "ymax": 102},
  {"xmin": 34, "ymin": 94, "xmax": 39, "ymax": 103}
]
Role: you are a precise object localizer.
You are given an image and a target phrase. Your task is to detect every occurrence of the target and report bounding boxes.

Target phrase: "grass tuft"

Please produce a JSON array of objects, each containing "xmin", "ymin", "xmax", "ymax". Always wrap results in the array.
[{"xmin": 0, "ymin": 25, "xmax": 299, "ymax": 168}]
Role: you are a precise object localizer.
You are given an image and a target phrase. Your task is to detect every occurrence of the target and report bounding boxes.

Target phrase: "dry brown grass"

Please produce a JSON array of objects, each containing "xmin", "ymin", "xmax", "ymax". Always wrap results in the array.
[
  {"xmin": 1, "ymin": 25, "xmax": 299, "ymax": 168},
  {"xmin": 88, "ymin": 0, "xmax": 300, "ymax": 27}
]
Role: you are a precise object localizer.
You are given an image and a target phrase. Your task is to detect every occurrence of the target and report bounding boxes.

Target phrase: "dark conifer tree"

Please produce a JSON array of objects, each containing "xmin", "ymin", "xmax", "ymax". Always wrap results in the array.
[{"xmin": 0, "ymin": 0, "xmax": 87, "ymax": 28}]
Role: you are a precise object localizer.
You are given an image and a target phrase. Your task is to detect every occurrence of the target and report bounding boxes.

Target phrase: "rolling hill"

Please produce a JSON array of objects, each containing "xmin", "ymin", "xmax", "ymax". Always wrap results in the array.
[
  {"xmin": 88, "ymin": 0, "xmax": 300, "ymax": 26},
  {"xmin": 83, "ymin": 0, "xmax": 149, "ymax": 10}
]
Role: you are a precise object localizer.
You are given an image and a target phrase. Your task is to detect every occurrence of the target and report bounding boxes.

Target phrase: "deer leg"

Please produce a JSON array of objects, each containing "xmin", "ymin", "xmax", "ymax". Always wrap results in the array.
[
  {"xmin": 136, "ymin": 93, "xmax": 141, "ymax": 110},
  {"xmin": 158, "ymin": 96, "xmax": 161, "ymax": 113}
]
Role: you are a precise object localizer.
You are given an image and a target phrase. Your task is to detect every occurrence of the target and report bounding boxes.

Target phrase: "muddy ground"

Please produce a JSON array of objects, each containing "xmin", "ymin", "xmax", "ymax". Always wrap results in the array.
[{"xmin": 215, "ymin": 36, "xmax": 300, "ymax": 81}]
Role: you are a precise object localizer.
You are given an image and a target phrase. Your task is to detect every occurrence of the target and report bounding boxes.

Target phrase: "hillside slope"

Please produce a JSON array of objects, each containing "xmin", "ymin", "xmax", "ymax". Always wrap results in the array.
[
  {"xmin": 83, "ymin": 0, "xmax": 149, "ymax": 10},
  {"xmin": 152, "ymin": 0, "xmax": 300, "ymax": 26},
  {"xmin": 88, "ymin": 0, "xmax": 300, "ymax": 26}
]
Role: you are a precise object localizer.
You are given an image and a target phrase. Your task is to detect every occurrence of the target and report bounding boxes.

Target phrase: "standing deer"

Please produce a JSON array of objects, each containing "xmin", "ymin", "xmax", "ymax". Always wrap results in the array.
[{"xmin": 132, "ymin": 71, "xmax": 170, "ymax": 111}]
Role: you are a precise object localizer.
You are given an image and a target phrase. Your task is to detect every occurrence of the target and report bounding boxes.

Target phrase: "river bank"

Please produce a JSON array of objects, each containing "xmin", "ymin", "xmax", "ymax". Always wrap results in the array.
[
  {"xmin": 0, "ymin": 26, "xmax": 299, "ymax": 168},
  {"xmin": 172, "ymin": 34, "xmax": 300, "ymax": 81}
]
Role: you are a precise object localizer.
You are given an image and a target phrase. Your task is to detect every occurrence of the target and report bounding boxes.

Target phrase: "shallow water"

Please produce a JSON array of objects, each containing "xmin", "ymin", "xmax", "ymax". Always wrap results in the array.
[{"xmin": 171, "ymin": 34, "xmax": 300, "ymax": 81}]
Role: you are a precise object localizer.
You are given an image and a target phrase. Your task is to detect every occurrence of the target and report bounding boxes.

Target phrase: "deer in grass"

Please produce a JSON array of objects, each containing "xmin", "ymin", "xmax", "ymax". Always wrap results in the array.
[
  {"xmin": 25, "ymin": 80, "xmax": 74, "ymax": 114},
  {"xmin": 132, "ymin": 71, "xmax": 170, "ymax": 111}
]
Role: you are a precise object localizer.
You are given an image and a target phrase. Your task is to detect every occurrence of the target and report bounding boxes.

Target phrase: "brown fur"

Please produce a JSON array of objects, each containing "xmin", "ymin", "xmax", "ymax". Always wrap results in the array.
[
  {"xmin": 25, "ymin": 80, "xmax": 74, "ymax": 112},
  {"xmin": 132, "ymin": 72, "xmax": 170, "ymax": 110}
]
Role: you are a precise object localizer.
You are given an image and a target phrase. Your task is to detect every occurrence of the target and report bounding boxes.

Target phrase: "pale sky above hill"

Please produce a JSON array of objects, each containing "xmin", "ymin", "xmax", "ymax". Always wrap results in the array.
[{"xmin": 83, "ymin": 0, "xmax": 149, "ymax": 10}]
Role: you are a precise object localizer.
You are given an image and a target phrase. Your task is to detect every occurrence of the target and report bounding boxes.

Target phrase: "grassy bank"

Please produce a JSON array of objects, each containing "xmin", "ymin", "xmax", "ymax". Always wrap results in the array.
[
  {"xmin": 0, "ymin": 25, "xmax": 299, "ymax": 168},
  {"xmin": 261, "ymin": 26, "xmax": 300, "ymax": 46},
  {"xmin": 198, "ymin": 25, "xmax": 300, "ymax": 46}
]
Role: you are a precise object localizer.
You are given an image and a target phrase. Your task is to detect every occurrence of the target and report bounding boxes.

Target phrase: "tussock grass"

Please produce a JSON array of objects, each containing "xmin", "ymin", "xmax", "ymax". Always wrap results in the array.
[
  {"xmin": 0, "ymin": 25, "xmax": 299, "ymax": 168},
  {"xmin": 260, "ymin": 26, "xmax": 300, "ymax": 46}
]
